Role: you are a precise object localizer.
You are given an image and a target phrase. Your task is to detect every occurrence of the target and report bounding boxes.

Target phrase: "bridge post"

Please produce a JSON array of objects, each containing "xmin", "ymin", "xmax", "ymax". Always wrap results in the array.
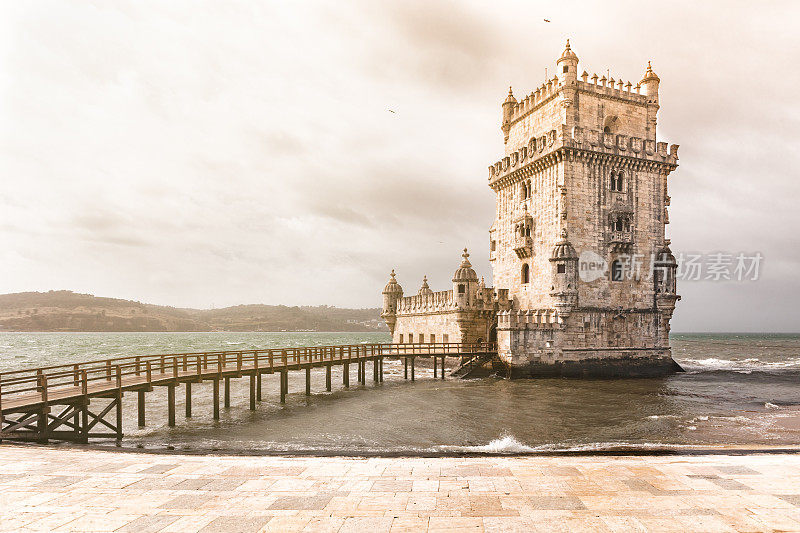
[
  {"xmin": 185, "ymin": 382, "xmax": 192, "ymax": 418},
  {"xmin": 411, "ymin": 357, "xmax": 415, "ymax": 382},
  {"xmin": 373, "ymin": 358, "xmax": 378, "ymax": 382},
  {"xmin": 249, "ymin": 374, "xmax": 256, "ymax": 411},
  {"xmin": 167, "ymin": 384, "xmax": 175, "ymax": 427},
  {"xmin": 404, "ymin": 358, "xmax": 408, "ymax": 380},
  {"xmin": 280, "ymin": 370, "xmax": 287, "ymax": 403},
  {"xmin": 137, "ymin": 390, "xmax": 145, "ymax": 427},
  {"xmin": 212, "ymin": 378, "xmax": 220, "ymax": 420},
  {"xmin": 254, "ymin": 354, "xmax": 261, "ymax": 402},
  {"xmin": 115, "ymin": 365, "xmax": 123, "ymax": 441},
  {"xmin": 305, "ymin": 367, "xmax": 311, "ymax": 396},
  {"xmin": 80, "ymin": 371, "xmax": 89, "ymax": 442},
  {"xmin": 441, "ymin": 356, "xmax": 445, "ymax": 379},
  {"xmin": 325, "ymin": 365, "xmax": 332, "ymax": 391},
  {"xmin": 225, "ymin": 377, "xmax": 231, "ymax": 408},
  {"xmin": 434, "ymin": 356, "xmax": 437, "ymax": 377},
  {"xmin": 379, "ymin": 357, "xmax": 384, "ymax": 382},
  {"xmin": 343, "ymin": 362, "xmax": 349, "ymax": 388}
]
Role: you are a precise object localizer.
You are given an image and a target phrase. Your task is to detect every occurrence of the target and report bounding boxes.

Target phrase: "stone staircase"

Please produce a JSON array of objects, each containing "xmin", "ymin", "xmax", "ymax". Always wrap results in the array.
[{"xmin": 450, "ymin": 351, "xmax": 498, "ymax": 379}]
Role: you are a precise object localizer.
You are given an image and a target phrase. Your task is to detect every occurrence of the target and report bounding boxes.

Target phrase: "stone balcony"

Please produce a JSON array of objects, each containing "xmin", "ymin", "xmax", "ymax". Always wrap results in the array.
[
  {"xmin": 513, "ymin": 236, "xmax": 533, "ymax": 258},
  {"xmin": 607, "ymin": 230, "xmax": 634, "ymax": 253}
]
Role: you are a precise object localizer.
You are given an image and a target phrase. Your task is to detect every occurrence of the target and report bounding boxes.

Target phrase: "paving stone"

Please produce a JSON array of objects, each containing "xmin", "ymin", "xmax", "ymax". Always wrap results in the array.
[
  {"xmin": 198, "ymin": 516, "xmax": 271, "ymax": 533},
  {"xmin": 117, "ymin": 515, "xmax": 180, "ymax": 533}
]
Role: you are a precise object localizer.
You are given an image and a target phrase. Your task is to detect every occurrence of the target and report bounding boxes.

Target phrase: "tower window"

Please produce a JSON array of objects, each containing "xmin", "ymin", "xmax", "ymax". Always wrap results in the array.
[
  {"xmin": 563, "ymin": 66, "xmax": 569, "ymax": 73},
  {"xmin": 611, "ymin": 260, "xmax": 624, "ymax": 281},
  {"xmin": 521, "ymin": 264, "xmax": 530, "ymax": 284},
  {"xmin": 557, "ymin": 264, "xmax": 566, "ymax": 274},
  {"xmin": 610, "ymin": 171, "xmax": 623, "ymax": 192},
  {"xmin": 490, "ymin": 240, "xmax": 496, "ymax": 252},
  {"xmin": 399, "ymin": 334, "xmax": 404, "ymax": 343},
  {"xmin": 458, "ymin": 284, "xmax": 465, "ymax": 294}
]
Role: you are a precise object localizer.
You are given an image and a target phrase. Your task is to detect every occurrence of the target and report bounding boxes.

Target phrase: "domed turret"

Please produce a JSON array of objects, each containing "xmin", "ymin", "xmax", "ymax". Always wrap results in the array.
[
  {"xmin": 557, "ymin": 39, "xmax": 579, "ymax": 84},
  {"xmin": 418, "ymin": 275, "xmax": 433, "ymax": 296},
  {"xmin": 381, "ymin": 270, "xmax": 404, "ymax": 335},
  {"xmin": 501, "ymin": 87, "xmax": 517, "ymax": 142},
  {"xmin": 549, "ymin": 229, "xmax": 578, "ymax": 319},
  {"xmin": 452, "ymin": 248, "xmax": 478, "ymax": 282},
  {"xmin": 654, "ymin": 246, "xmax": 678, "ymax": 296},
  {"xmin": 382, "ymin": 269, "xmax": 403, "ymax": 297},
  {"xmin": 640, "ymin": 61, "xmax": 660, "ymax": 104},
  {"xmin": 453, "ymin": 248, "xmax": 479, "ymax": 309}
]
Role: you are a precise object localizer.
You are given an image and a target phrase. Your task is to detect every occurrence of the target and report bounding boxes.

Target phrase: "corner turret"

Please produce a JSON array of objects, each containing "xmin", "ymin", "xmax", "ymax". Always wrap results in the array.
[
  {"xmin": 557, "ymin": 39, "xmax": 579, "ymax": 85},
  {"xmin": 501, "ymin": 87, "xmax": 517, "ymax": 143},
  {"xmin": 640, "ymin": 61, "xmax": 660, "ymax": 104},
  {"xmin": 381, "ymin": 270, "xmax": 403, "ymax": 335},
  {"xmin": 453, "ymin": 248, "xmax": 479, "ymax": 308},
  {"xmin": 549, "ymin": 229, "xmax": 578, "ymax": 319}
]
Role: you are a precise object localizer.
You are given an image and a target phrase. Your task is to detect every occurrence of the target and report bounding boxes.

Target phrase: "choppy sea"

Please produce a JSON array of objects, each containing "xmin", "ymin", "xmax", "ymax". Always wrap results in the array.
[{"xmin": 1, "ymin": 332, "xmax": 798, "ymax": 454}]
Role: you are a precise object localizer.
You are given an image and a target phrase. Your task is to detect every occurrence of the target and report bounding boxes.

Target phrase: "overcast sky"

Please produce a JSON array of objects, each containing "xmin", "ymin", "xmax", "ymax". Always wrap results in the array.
[{"xmin": 1, "ymin": 1, "xmax": 799, "ymax": 332}]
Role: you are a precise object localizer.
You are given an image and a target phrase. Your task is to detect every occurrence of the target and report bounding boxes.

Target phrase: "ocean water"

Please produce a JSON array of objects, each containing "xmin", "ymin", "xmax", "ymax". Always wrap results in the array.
[{"xmin": 1, "ymin": 332, "xmax": 799, "ymax": 454}]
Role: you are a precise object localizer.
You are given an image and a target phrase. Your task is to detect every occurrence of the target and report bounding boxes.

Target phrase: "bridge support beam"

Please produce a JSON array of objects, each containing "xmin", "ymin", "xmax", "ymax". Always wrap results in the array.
[
  {"xmin": 325, "ymin": 365, "xmax": 331, "ymax": 391},
  {"xmin": 137, "ymin": 391, "xmax": 145, "ymax": 427},
  {"xmin": 379, "ymin": 357, "xmax": 384, "ymax": 382},
  {"xmin": 212, "ymin": 378, "xmax": 220, "ymax": 420},
  {"xmin": 224, "ymin": 377, "xmax": 231, "ymax": 408},
  {"xmin": 115, "ymin": 392, "xmax": 123, "ymax": 441},
  {"xmin": 343, "ymin": 363, "xmax": 349, "ymax": 388},
  {"xmin": 441, "ymin": 356, "xmax": 446, "ymax": 379},
  {"xmin": 404, "ymin": 358, "xmax": 408, "ymax": 380},
  {"xmin": 411, "ymin": 357, "xmax": 415, "ymax": 382},
  {"xmin": 280, "ymin": 370, "xmax": 287, "ymax": 403},
  {"xmin": 434, "ymin": 357, "xmax": 437, "ymax": 378},
  {"xmin": 186, "ymin": 382, "xmax": 192, "ymax": 418},
  {"xmin": 167, "ymin": 385, "xmax": 175, "ymax": 427},
  {"xmin": 249, "ymin": 374, "xmax": 256, "ymax": 411},
  {"xmin": 305, "ymin": 368, "xmax": 311, "ymax": 396},
  {"xmin": 373, "ymin": 358, "xmax": 378, "ymax": 382},
  {"xmin": 37, "ymin": 407, "xmax": 49, "ymax": 444},
  {"xmin": 256, "ymin": 373, "xmax": 262, "ymax": 402}
]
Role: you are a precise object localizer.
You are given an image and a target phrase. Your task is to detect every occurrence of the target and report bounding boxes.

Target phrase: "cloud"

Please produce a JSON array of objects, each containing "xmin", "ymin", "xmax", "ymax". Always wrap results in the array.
[{"xmin": 1, "ymin": 1, "xmax": 799, "ymax": 332}]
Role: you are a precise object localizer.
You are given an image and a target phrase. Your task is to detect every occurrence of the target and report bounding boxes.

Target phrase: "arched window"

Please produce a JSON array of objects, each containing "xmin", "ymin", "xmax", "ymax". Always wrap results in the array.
[
  {"xmin": 610, "ymin": 171, "xmax": 623, "ymax": 192},
  {"xmin": 611, "ymin": 260, "xmax": 624, "ymax": 281},
  {"xmin": 603, "ymin": 126, "xmax": 611, "ymax": 133},
  {"xmin": 521, "ymin": 264, "xmax": 530, "ymax": 284}
]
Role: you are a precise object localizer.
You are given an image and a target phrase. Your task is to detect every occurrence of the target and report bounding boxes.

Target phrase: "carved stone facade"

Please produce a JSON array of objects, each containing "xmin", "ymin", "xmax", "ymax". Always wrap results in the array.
[{"xmin": 382, "ymin": 41, "xmax": 681, "ymax": 377}]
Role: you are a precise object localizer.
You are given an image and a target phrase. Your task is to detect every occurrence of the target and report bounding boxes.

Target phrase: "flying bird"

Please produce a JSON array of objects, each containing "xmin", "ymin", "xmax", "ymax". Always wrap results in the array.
[
  {"xmin": 543, "ymin": 18, "xmax": 550, "ymax": 22},
  {"xmin": 388, "ymin": 109, "xmax": 396, "ymax": 114}
]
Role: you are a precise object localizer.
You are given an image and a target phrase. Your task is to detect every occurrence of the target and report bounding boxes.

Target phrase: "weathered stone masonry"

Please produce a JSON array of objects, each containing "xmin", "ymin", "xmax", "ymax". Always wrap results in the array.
[{"xmin": 382, "ymin": 41, "xmax": 681, "ymax": 377}]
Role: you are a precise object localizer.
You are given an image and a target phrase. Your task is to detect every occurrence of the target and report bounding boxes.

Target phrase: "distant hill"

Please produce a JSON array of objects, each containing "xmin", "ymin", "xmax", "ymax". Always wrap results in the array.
[{"xmin": 0, "ymin": 291, "xmax": 386, "ymax": 332}]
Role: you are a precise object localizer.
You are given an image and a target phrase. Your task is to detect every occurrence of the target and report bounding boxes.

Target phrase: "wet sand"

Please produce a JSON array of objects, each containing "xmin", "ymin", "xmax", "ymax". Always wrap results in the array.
[{"xmin": 1, "ymin": 444, "xmax": 800, "ymax": 532}]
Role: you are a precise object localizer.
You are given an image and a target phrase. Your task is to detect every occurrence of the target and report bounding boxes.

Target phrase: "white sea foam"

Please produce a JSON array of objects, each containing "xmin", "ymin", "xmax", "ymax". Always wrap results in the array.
[
  {"xmin": 680, "ymin": 356, "xmax": 800, "ymax": 371},
  {"xmin": 765, "ymin": 402, "xmax": 781, "ymax": 410},
  {"xmin": 464, "ymin": 435, "xmax": 538, "ymax": 454}
]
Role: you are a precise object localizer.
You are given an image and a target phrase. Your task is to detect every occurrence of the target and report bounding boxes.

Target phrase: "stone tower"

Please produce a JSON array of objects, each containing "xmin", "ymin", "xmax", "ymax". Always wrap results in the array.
[{"xmin": 487, "ymin": 41, "xmax": 681, "ymax": 376}]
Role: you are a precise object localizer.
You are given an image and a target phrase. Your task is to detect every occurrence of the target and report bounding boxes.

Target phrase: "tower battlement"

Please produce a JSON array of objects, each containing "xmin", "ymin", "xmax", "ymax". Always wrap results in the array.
[{"xmin": 487, "ymin": 127, "xmax": 679, "ymax": 186}]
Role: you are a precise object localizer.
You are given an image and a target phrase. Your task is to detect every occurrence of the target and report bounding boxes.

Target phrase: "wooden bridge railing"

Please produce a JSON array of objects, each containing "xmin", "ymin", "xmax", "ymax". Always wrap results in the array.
[{"xmin": 0, "ymin": 342, "xmax": 495, "ymax": 412}]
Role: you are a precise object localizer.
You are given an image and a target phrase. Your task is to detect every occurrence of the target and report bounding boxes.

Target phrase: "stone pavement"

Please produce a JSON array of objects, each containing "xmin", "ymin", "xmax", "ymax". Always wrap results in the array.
[{"xmin": 1, "ymin": 446, "xmax": 800, "ymax": 532}]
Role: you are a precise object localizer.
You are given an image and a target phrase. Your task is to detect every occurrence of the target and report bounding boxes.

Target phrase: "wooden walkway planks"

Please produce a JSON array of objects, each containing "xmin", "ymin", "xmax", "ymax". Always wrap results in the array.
[{"xmin": 0, "ymin": 342, "xmax": 495, "ymax": 443}]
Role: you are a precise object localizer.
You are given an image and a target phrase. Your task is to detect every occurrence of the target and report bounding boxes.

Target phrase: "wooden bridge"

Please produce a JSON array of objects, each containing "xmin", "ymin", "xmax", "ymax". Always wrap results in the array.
[{"xmin": 0, "ymin": 342, "xmax": 496, "ymax": 444}]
